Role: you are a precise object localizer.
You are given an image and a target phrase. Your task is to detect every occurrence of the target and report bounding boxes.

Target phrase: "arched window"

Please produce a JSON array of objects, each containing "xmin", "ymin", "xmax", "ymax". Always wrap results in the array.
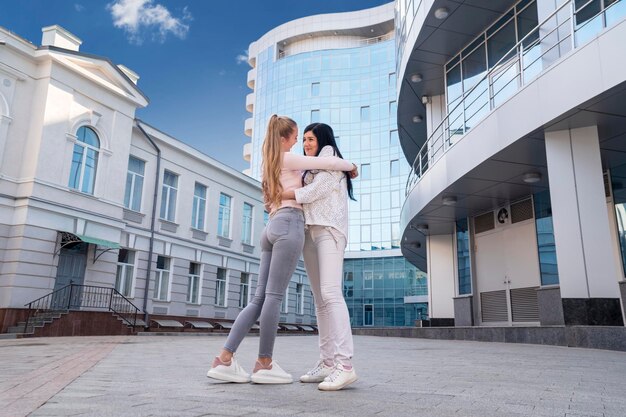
[{"xmin": 68, "ymin": 126, "xmax": 100, "ymax": 194}]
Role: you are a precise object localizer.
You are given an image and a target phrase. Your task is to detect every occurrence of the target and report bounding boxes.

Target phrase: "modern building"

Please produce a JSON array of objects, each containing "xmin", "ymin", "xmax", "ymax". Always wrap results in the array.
[
  {"xmin": 397, "ymin": 0, "xmax": 626, "ymax": 328},
  {"xmin": 243, "ymin": 3, "xmax": 428, "ymax": 327},
  {"xmin": 0, "ymin": 25, "xmax": 315, "ymax": 335}
]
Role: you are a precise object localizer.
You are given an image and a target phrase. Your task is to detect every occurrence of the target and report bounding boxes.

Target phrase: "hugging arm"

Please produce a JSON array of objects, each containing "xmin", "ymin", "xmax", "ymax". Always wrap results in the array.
[
  {"xmin": 294, "ymin": 170, "xmax": 338, "ymax": 204},
  {"xmin": 282, "ymin": 152, "xmax": 354, "ymax": 172},
  {"xmin": 294, "ymin": 146, "xmax": 343, "ymax": 204}
]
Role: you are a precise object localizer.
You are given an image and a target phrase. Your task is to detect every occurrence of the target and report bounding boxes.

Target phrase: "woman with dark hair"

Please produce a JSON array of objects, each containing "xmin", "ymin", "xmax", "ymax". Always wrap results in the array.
[{"xmin": 282, "ymin": 122, "xmax": 358, "ymax": 391}]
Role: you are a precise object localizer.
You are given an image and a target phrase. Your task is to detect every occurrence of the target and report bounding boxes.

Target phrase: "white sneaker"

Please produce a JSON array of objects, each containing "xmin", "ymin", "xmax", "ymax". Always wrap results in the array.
[
  {"xmin": 300, "ymin": 360, "xmax": 334, "ymax": 383},
  {"xmin": 318, "ymin": 364, "xmax": 357, "ymax": 391},
  {"xmin": 250, "ymin": 361, "xmax": 293, "ymax": 384},
  {"xmin": 206, "ymin": 356, "xmax": 250, "ymax": 383}
]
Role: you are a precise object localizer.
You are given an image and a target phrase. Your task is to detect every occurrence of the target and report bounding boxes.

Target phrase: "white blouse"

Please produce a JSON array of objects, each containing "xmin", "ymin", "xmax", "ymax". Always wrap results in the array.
[{"xmin": 294, "ymin": 146, "xmax": 350, "ymax": 239}]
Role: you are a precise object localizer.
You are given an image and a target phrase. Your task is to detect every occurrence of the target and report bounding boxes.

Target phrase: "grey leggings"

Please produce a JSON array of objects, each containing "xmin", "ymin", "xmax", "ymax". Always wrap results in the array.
[{"xmin": 224, "ymin": 207, "xmax": 305, "ymax": 358}]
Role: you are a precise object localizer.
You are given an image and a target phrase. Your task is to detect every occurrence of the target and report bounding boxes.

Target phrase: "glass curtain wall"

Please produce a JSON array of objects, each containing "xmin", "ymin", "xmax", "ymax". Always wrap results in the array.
[
  {"xmin": 251, "ymin": 35, "xmax": 422, "ymax": 326},
  {"xmin": 343, "ymin": 257, "xmax": 427, "ymax": 326},
  {"xmin": 251, "ymin": 39, "xmax": 408, "ymax": 252},
  {"xmin": 444, "ymin": 0, "xmax": 538, "ymax": 139}
]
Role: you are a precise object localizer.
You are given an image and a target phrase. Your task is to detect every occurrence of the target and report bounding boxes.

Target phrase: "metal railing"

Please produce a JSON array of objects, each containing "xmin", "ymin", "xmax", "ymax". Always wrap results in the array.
[
  {"xmin": 278, "ymin": 31, "xmax": 394, "ymax": 59},
  {"xmin": 405, "ymin": 0, "xmax": 625, "ymax": 196},
  {"xmin": 23, "ymin": 284, "xmax": 141, "ymax": 333}
]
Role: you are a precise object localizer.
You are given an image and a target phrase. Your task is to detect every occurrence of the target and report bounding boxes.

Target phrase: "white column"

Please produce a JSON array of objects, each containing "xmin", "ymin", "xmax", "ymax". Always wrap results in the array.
[
  {"xmin": 545, "ymin": 125, "xmax": 620, "ymax": 298},
  {"xmin": 426, "ymin": 233, "xmax": 456, "ymax": 318}
]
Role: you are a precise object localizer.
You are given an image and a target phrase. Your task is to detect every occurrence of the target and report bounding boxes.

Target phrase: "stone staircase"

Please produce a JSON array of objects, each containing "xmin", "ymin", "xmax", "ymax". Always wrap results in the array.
[{"xmin": 4, "ymin": 310, "xmax": 68, "ymax": 337}]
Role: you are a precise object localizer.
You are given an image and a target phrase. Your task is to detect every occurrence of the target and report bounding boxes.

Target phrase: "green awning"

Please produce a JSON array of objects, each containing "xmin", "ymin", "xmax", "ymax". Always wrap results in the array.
[{"xmin": 76, "ymin": 234, "xmax": 120, "ymax": 249}]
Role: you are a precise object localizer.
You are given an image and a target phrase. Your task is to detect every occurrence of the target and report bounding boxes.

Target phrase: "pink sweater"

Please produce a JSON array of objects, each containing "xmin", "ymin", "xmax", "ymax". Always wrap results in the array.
[{"xmin": 271, "ymin": 152, "xmax": 354, "ymax": 214}]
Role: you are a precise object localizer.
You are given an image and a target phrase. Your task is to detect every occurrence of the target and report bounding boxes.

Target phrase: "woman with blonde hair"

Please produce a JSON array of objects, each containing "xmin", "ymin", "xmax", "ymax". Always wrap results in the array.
[{"xmin": 207, "ymin": 115, "xmax": 358, "ymax": 384}]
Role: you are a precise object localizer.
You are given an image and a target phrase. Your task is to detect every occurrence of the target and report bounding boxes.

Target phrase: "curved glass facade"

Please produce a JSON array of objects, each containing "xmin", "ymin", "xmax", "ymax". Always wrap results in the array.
[
  {"xmin": 249, "ymin": 28, "xmax": 424, "ymax": 326},
  {"xmin": 252, "ymin": 39, "xmax": 410, "ymax": 251}
]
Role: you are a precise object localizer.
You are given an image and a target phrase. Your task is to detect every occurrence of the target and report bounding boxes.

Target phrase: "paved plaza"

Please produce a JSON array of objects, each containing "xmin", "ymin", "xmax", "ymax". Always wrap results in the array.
[{"xmin": 0, "ymin": 334, "xmax": 625, "ymax": 417}]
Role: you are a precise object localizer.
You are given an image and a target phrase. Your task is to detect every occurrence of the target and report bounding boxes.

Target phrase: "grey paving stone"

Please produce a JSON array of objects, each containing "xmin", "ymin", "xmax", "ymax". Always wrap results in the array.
[{"xmin": 1, "ymin": 335, "xmax": 625, "ymax": 417}]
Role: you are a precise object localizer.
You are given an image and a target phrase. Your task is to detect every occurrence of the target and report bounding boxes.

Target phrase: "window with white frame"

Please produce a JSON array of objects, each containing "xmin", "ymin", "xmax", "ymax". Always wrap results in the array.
[
  {"xmin": 160, "ymin": 170, "xmax": 178, "ymax": 222},
  {"xmin": 215, "ymin": 267, "xmax": 227, "ymax": 307},
  {"xmin": 115, "ymin": 249, "xmax": 135, "ymax": 297},
  {"xmin": 217, "ymin": 193, "xmax": 232, "ymax": 238},
  {"xmin": 154, "ymin": 256, "xmax": 170, "ymax": 301},
  {"xmin": 242, "ymin": 202, "xmax": 253, "ymax": 244},
  {"xmin": 187, "ymin": 262, "xmax": 201, "ymax": 304},
  {"xmin": 263, "ymin": 211, "xmax": 269, "ymax": 225},
  {"xmin": 295, "ymin": 276, "xmax": 304, "ymax": 315},
  {"xmin": 363, "ymin": 270, "xmax": 373, "ymax": 289},
  {"xmin": 239, "ymin": 272, "xmax": 250, "ymax": 308},
  {"xmin": 68, "ymin": 126, "xmax": 100, "ymax": 194},
  {"xmin": 192, "ymin": 182, "xmax": 207, "ymax": 230},
  {"xmin": 281, "ymin": 285, "xmax": 289, "ymax": 313},
  {"xmin": 124, "ymin": 156, "xmax": 145, "ymax": 211}
]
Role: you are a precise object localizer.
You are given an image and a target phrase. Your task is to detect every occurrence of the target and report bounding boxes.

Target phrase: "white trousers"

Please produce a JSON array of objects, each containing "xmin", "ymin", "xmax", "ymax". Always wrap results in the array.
[{"xmin": 303, "ymin": 225, "xmax": 353, "ymax": 366}]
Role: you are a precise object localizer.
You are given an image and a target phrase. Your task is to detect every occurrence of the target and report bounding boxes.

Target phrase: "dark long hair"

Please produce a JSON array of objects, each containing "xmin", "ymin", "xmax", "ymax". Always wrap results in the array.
[{"xmin": 302, "ymin": 123, "xmax": 356, "ymax": 201}]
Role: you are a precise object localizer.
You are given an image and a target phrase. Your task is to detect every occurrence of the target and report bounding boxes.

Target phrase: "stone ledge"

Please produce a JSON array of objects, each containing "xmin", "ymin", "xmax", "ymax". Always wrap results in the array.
[{"xmin": 352, "ymin": 325, "xmax": 626, "ymax": 352}]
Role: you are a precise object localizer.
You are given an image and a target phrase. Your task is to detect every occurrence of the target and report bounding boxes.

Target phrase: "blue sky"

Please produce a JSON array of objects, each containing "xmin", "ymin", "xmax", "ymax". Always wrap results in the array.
[{"xmin": 0, "ymin": 0, "xmax": 391, "ymax": 172}]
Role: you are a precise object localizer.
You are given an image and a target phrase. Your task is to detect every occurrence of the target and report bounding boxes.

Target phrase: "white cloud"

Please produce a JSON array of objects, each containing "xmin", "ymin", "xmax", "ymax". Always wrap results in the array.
[
  {"xmin": 107, "ymin": 0, "xmax": 191, "ymax": 45},
  {"xmin": 74, "ymin": 3, "xmax": 85, "ymax": 12},
  {"xmin": 236, "ymin": 50, "xmax": 249, "ymax": 65}
]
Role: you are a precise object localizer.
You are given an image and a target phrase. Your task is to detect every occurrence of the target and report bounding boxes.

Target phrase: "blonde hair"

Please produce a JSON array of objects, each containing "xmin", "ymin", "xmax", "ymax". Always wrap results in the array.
[{"xmin": 261, "ymin": 114, "xmax": 297, "ymax": 210}]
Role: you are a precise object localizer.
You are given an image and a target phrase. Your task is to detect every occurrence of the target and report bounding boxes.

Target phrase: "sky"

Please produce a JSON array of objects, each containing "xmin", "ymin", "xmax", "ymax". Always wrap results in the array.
[{"xmin": 0, "ymin": 0, "xmax": 391, "ymax": 172}]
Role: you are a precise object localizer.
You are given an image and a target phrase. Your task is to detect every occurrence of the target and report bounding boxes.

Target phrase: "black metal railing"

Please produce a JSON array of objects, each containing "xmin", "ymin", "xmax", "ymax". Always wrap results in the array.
[{"xmin": 24, "ymin": 284, "xmax": 141, "ymax": 333}]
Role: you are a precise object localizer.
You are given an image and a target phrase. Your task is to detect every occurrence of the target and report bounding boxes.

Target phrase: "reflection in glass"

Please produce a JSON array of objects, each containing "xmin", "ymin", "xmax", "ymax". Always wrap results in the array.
[
  {"xmin": 463, "ymin": 43, "xmax": 488, "ymax": 131},
  {"xmin": 534, "ymin": 191, "xmax": 559, "ymax": 285},
  {"xmin": 456, "ymin": 219, "xmax": 472, "ymax": 294}
]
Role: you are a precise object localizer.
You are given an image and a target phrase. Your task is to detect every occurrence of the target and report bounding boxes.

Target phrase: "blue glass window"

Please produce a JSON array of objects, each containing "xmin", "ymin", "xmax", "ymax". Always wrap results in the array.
[
  {"xmin": 311, "ymin": 82, "xmax": 320, "ymax": 97},
  {"xmin": 456, "ymin": 218, "xmax": 472, "ymax": 295},
  {"xmin": 160, "ymin": 171, "xmax": 178, "ymax": 222},
  {"xmin": 360, "ymin": 106, "xmax": 370, "ymax": 121},
  {"xmin": 361, "ymin": 163, "xmax": 371, "ymax": 180},
  {"xmin": 242, "ymin": 202, "xmax": 253, "ymax": 244},
  {"xmin": 218, "ymin": 193, "xmax": 232, "ymax": 238},
  {"xmin": 68, "ymin": 126, "xmax": 100, "ymax": 194},
  {"xmin": 192, "ymin": 182, "xmax": 207, "ymax": 230},
  {"xmin": 390, "ymin": 159, "xmax": 399, "ymax": 177},
  {"xmin": 124, "ymin": 156, "xmax": 145, "ymax": 211},
  {"xmin": 533, "ymin": 190, "xmax": 559, "ymax": 285}
]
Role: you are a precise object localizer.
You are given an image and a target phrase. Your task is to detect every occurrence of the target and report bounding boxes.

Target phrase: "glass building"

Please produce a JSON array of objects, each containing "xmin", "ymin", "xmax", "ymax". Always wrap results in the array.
[
  {"xmin": 243, "ymin": 3, "xmax": 427, "ymax": 326},
  {"xmin": 397, "ymin": 0, "xmax": 626, "ymax": 328}
]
